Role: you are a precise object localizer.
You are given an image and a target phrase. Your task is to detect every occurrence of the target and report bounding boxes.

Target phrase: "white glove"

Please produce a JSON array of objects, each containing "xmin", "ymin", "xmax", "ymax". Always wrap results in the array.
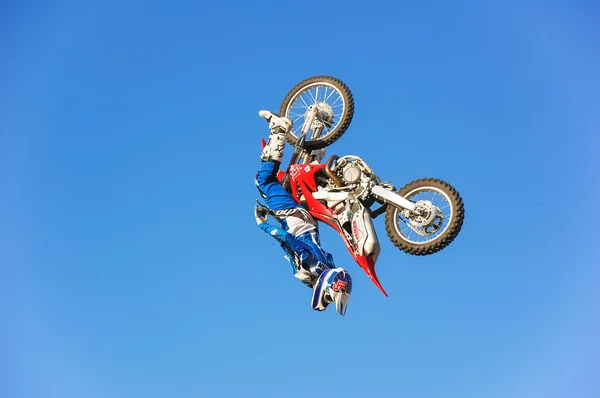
[{"xmin": 254, "ymin": 203, "xmax": 269, "ymax": 225}]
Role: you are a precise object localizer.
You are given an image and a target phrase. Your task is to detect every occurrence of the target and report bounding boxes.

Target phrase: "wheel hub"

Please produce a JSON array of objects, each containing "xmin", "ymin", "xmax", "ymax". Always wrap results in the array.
[
  {"xmin": 406, "ymin": 200, "xmax": 444, "ymax": 236},
  {"xmin": 306, "ymin": 103, "xmax": 334, "ymax": 130}
]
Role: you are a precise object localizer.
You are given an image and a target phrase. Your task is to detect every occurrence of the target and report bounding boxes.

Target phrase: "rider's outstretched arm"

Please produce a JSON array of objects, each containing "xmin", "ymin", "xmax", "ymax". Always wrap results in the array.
[
  {"xmin": 257, "ymin": 219, "xmax": 319, "ymax": 267},
  {"xmin": 254, "ymin": 205, "xmax": 313, "ymax": 250},
  {"xmin": 255, "ymin": 204, "xmax": 290, "ymax": 245},
  {"xmin": 254, "ymin": 204, "xmax": 316, "ymax": 258},
  {"xmin": 257, "ymin": 220, "xmax": 290, "ymax": 245}
]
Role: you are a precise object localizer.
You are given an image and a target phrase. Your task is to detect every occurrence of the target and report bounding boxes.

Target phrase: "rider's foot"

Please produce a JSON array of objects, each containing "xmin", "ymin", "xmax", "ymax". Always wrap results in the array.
[
  {"xmin": 259, "ymin": 110, "xmax": 293, "ymax": 136},
  {"xmin": 259, "ymin": 110, "xmax": 292, "ymax": 163},
  {"xmin": 311, "ymin": 268, "xmax": 352, "ymax": 316}
]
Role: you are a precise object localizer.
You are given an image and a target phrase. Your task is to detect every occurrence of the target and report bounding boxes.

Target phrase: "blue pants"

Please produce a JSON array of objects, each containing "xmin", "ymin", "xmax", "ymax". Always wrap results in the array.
[
  {"xmin": 254, "ymin": 160, "xmax": 336, "ymax": 270},
  {"xmin": 254, "ymin": 161, "xmax": 302, "ymax": 211}
]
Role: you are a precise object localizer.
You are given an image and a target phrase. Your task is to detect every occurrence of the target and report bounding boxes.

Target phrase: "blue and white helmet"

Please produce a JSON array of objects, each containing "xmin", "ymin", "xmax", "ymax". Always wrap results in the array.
[{"xmin": 311, "ymin": 268, "xmax": 353, "ymax": 316}]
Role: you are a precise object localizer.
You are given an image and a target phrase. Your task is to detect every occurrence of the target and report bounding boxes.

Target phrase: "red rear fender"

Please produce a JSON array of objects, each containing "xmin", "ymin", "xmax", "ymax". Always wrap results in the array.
[{"xmin": 356, "ymin": 255, "xmax": 388, "ymax": 297}]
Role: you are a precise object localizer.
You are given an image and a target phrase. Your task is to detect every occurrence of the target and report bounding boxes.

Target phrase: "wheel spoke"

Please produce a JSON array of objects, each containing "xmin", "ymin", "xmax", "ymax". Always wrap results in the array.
[
  {"xmin": 436, "ymin": 195, "xmax": 445, "ymax": 207},
  {"xmin": 298, "ymin": 95, "xmax": 310, "ymax": 109},
  {"xmin": 307, "ymin": 89, "xmax": 317, "ymax": 104},
  {"xmin": 325, "ymin": 89, "xmax": 336, "ymax": 102}
]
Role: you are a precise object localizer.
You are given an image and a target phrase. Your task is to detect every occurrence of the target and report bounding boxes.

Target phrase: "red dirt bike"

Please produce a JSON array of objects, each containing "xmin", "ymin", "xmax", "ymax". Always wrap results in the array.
[{"xmin": 264, "ymin": 76, "xmax": 465, "ymax": 296}]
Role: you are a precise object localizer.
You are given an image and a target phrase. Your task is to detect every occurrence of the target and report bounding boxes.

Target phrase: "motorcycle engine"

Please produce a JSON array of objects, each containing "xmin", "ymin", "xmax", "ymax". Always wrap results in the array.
[
  {"xmin": 334, "ymin": 157, "xmax": 374, "ymax": 201},
  {"xmin": 342, "ymin": 164, "xmax": 361, "ymax": 184}
]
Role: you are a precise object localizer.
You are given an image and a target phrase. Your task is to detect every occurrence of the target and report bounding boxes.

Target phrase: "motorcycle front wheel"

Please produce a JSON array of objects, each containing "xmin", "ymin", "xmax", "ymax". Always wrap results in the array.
[{"xmin": 384, "ymin": 178, "xmax": 465, "ymax": 255}]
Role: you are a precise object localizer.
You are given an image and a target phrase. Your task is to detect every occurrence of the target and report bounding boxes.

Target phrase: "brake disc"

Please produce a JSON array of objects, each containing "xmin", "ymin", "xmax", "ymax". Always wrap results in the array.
[{"xmin": 405, "ymin": 200, "xmax": 444, "ymax": 236}]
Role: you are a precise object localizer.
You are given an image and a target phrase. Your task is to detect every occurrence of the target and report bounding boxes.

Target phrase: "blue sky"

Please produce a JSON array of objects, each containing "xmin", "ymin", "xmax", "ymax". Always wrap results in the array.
[{"xmin": 1, "ymin": 1, "xmax": 599, "ymax": 397}]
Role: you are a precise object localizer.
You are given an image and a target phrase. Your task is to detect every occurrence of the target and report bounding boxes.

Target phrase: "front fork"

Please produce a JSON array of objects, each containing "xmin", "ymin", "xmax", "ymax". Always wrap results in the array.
[
  {"xmin": 297, "ymin": 105, "xmax": 325, "ymax": 164},
  {"xmin": 301, "ymin": 105, "xmax": 324, "ymax": 139}
]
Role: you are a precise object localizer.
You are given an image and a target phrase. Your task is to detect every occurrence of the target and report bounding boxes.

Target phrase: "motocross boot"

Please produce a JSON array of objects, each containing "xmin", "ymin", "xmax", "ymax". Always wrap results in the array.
[
  {"xmin": 259, "ymin": 110, "xmax": 293, "ymax": 163},
  {"xmin": 311, "ymin": 268, "xmax": 353, "ymax": 316}
]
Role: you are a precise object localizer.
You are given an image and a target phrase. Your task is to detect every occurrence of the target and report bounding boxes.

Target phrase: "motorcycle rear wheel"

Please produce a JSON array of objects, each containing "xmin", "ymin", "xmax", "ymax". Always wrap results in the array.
[
  {"xmin": 384, "ymin": 178, "xmax": 465, "ymax": 255},
  {"xmin": 279, "ymin": 75, "xmax": 354, "ymax": 150}
]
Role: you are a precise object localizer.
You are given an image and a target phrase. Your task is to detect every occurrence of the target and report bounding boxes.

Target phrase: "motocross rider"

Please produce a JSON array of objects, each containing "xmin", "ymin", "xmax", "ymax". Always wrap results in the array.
[{"xmin": 254, "ymin": 110, "xmax": 352, "ymax": 316}]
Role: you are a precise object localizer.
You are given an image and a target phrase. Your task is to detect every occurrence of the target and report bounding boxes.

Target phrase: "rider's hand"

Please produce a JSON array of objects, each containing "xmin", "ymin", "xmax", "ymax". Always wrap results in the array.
[{"xmin": 254, "ymin": 203, "xmax": 269, "ymax": 225}]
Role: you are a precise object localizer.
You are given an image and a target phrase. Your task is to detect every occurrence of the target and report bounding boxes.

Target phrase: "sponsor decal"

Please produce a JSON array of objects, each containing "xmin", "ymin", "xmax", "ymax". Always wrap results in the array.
[
  {"xmin": 331, "ymin": 280, "xmax": 348, "ymax": 292},
  {"xmin": 290, "ymin": 165, "xmax": 301, "ymax": 180},
  {"xmin": 352, "ymin": 219, "xmax": 363, "ymax": 242}
]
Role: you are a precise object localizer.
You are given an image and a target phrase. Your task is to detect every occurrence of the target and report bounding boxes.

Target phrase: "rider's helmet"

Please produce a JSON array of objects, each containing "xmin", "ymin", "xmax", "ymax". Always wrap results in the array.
[{"xmin": 311, "ymin": 268, "xmax": 353, "ymax": 316}]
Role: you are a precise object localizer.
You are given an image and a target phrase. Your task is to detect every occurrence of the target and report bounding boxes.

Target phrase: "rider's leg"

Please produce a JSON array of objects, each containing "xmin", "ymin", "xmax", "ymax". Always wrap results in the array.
[
  {"xmin": 254, "ymin": 111, "xmax": 302, "ymax": 211},
  {"xmin": 254, "ymin": 161, "xmax": 301, "ymax": 211}
]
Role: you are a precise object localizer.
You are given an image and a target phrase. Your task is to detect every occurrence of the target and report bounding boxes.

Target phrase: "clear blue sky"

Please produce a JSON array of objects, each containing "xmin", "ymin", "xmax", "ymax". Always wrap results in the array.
[{"xmin": 2, "ymin": 1, "xmax": 599, "ymax": 397}]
